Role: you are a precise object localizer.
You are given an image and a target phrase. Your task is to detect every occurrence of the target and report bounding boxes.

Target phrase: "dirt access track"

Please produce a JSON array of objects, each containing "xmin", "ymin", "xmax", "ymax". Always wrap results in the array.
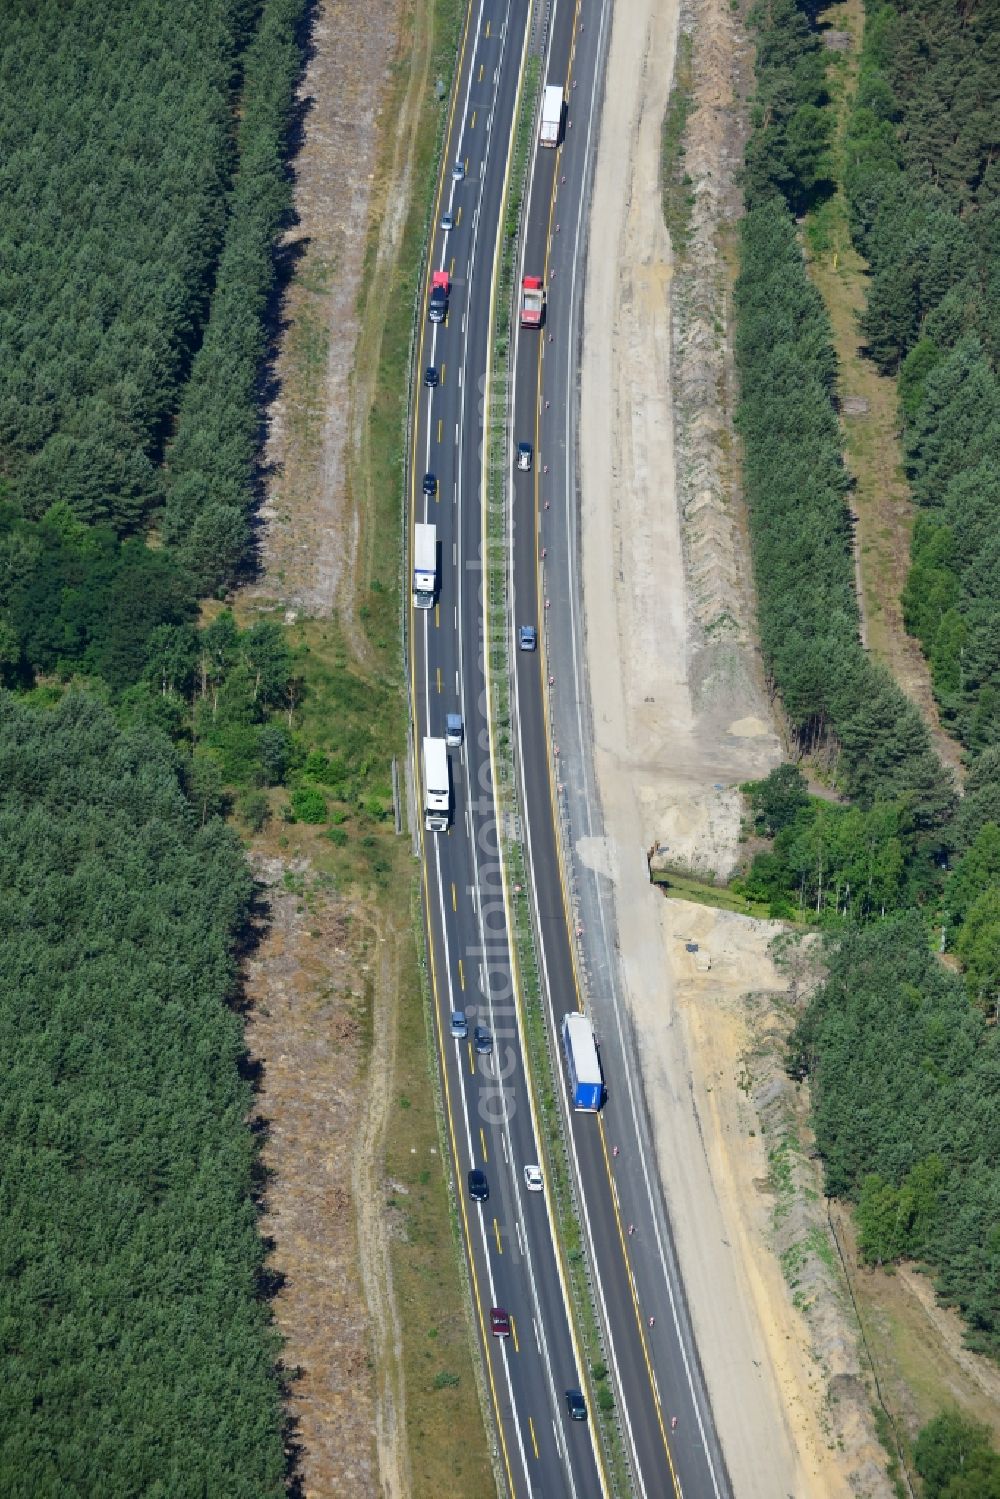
[
  {"xmin": 577, "ymin": 0, "xmax": 892, "ymax": 1492},
  {"xmin": 237, "ymin": 1, "xmax": 423, "ymax": 1495}
]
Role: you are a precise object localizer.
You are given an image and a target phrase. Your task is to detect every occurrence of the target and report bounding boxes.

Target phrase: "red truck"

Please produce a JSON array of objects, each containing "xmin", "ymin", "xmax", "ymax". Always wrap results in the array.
[
  {"xmin": 520, "ymin": 275, "xmax": 545, "ymax": 328},
  {"xmin": 429, "ymin": 269, "xmax": 450, "ymax": 323}
]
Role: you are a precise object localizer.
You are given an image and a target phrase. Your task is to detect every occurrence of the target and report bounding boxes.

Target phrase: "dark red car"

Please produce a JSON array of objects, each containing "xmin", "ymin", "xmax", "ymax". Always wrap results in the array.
[{"xmin": 490, "ymin": 1307, "xmax": 510, "ymax": 1338}]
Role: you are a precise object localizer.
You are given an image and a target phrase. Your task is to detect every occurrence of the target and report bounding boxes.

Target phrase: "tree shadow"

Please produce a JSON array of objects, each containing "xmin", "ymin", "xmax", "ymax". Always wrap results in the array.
[
  {"xmin": 281, "ymin": 1405, "xmax": 307, "ymax": 1498},
  {"xmin": 233, "ymin": 877, "xmax": 273, "ymax": 983},
  {"xmin": 240, "ymin": 0, "xmax": 322, "ymax": 589},
  {"xmin": 794, "ymin": 176, "xmax": 837, "ymax": 217},
  {"xmin": 230, "ymin": 870, "xmax": 311, "ymax": 1493}
]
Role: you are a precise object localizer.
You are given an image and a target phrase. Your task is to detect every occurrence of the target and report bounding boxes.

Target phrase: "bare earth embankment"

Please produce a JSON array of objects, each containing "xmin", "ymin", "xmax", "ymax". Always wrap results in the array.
[
  {"xmin": 237, "ymin": 6, "xmax": 410, "ymax": 1494},
  {"xmin": 249, "ymin": 0, "xmax": 402, "ymax": 628},
  {"xmin": 233, "ymin": 1, "xmax": 494, "ymax": 1494},
  {"xmin": 244, "ymin": 859, "xmax": 384, "ymax": 1496},
  {"xmin": 579, "ymin": 0, "xmax": 894, "ymax": 1491}
]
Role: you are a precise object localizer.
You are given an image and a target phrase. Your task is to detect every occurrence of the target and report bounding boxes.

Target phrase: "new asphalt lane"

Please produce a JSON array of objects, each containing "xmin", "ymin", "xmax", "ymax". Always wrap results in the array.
[{"xmin": 411, "ymin": 0, "xmax": 734, "ymax": 1495}]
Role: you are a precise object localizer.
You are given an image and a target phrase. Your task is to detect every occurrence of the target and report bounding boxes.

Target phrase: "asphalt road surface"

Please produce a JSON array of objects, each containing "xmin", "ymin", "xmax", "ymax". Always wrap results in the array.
[{"xmin": 409, "ymin": 1, "xmax": 733, "ymax": 1495}]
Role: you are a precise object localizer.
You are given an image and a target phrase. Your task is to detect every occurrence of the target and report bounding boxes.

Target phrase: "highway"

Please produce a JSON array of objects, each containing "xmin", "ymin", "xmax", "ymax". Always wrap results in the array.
[
  {"xmin": 408, "ymin": 0, "xmax": 734, "ymax": 1496},
  {"xmin": 409, "ymin": 1, "xmax": 604, "ymax": 1494}
]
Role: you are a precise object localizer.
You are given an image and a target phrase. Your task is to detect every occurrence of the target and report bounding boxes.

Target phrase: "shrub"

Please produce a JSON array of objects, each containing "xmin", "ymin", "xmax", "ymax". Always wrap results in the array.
[
  {"xmin": 290, "ymin": 786, "xmax": 327, "ymax": 824},
  {"xmin": 238, "ymin": 791, "xmax": 271, "ymax": 833}
]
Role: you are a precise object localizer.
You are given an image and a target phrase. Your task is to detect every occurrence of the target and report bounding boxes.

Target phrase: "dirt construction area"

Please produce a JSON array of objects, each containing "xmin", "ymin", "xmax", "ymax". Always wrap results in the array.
[
  {"xmin": 249, "ymin": 0, "xmax": 402, "ymax": 628},
  {"xmin": 243, "ymin": 860, "xmax": 383, "ymax": 1497},
  {"xmin": 578, "ymin": 0, "xmax": 896, "ymax": 1491}
]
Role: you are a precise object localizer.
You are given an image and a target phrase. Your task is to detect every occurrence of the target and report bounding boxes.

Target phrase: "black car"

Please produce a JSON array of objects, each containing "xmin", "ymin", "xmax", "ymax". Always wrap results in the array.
[
  {"xmin": 422, "ymin": 472, "xmax": 437, "ymax": 497},
  {"xmin": 424, "ymin": 365, "xmax": 439, "ymax": 387},
  {"xmin": 468, "ymin": 1168, "xmax": 489, "ymax": 1202},
  {"xmin": 565, "ymin": 1389, "xmax": 587, "ymax": 1421},
  {"xmin": 474, "ymin": 1025, "xmax": 492, "ymax": 1055}
]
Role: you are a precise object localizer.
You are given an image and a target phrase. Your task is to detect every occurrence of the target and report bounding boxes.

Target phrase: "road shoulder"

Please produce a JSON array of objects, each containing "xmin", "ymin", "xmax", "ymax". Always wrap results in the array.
[{"xmin": 575, "ymin": 0, "xmax": 868, "ymax": 1491}]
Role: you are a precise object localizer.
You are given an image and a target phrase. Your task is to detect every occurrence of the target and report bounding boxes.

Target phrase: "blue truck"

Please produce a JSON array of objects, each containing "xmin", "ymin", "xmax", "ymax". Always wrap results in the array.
[{"xmin": 561, "ymin": 1013, "xmax": 603, "ymax": 1112}]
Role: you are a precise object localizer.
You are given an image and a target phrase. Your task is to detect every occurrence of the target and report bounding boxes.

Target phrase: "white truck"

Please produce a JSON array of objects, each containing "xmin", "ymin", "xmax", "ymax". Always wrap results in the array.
[
  {"xmin": 413, "ymin": 522, "xmax": 437, "ymax": 609},
  {"xmin": 540, "ymin": 85, "xmax": 564, "ymax": 147},
  {"xmin": 422, "ymin": 736, "xmax": 450, "ymax": 832}
]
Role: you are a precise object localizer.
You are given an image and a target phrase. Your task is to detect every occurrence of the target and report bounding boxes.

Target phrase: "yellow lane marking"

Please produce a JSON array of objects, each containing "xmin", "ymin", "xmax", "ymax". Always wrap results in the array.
[
  {"xmin": 409, "ymin": 0, "xmax": 519, "ymax": 1442},
  {"xmin": 521, "ymin": 4, "xmax": 632, "ymax": 1496},
  {"xmin": 467, "ymin": 1040, "xmax": 475, "ymax": 1075},
  {"xmin": 436, "ymin": 665, "xmax": 442, "ymax": 692},
  {"xmin": 480, "ymin": 1126, "xmax": 488, "ymax": 1162},
  {"xmin": 437, "ymin": 417, "xmax": 443, "ymax": 442},
  {"xmin": 511, "ymin": 1316, "xmax": 520, "ymax": 1354},
  {"xmin": 596, "ymin": 1117, "xmax": 681, "ymax": 1494},
  {"xmin": 493, "ymin": 1218, "xmax": 502, "ymax": 1254},
  {"xmin": 441, "ymin": 361, "xmax": 446, "ymax": 383},
  {"xmin": 528, "ymin": 1416, "xmax": 538, "ymax": 1458},
  {"xmin": 472, "ymin": 2, "xmax": 613, "ymax": 1493},
  {"xmin": 434, "ymin": 603, "xmax": 440, "ymax": 629},
  {"xmin": 471, "ymin": 109, "xmax": 477, "ymax": 128},
  {"xmin": 456, "ymin": 205, "xmax": 462, "ymax": 226},
  {"xmin": 478, "ymin": 62, "xmax": 484, "ymax": 81},
  {"xmin": 451, "ymin": 881, "xmax": 457, "ymax": 912},
  {"xmin": 458, "ymin": 957, "xmax": 466, "ymax": 990}
]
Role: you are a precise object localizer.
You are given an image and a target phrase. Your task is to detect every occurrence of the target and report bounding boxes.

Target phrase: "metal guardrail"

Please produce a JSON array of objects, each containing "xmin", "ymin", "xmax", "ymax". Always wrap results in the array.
[
  {"xmin": 398, "ymin": 1, "xmax": 631, "ymax": 1487},
  {"xmin": 483, "ymin": 47, "xmax": 632, "ymax": 1499},
  {"xmin": 397, "ymin": 8, "xmax": 511, "ymax": 1491}
]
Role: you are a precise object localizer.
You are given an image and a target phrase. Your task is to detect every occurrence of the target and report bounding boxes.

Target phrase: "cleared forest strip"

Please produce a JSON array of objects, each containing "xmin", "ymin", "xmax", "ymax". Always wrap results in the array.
[
  {"xmin": 240, "ymin": 0, "xmax": 494, "ymax": 1490},
  {"xmin": 802, "ymin": 0, "xmax": 963, "ymax": 779}
]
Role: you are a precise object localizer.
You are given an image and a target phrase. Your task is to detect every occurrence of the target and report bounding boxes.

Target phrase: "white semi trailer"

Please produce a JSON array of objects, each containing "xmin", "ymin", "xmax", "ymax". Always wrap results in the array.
[
  {"xmin": 540, "ymin": 85, "xmax": 564, "ymax": 147},
  {"xmin": 413, "ymin": 522, "xmax": 437, "ymax": 609},
  {"xmin": 422, "ymin": 736, "xmax": 450, "ymax": 832}
]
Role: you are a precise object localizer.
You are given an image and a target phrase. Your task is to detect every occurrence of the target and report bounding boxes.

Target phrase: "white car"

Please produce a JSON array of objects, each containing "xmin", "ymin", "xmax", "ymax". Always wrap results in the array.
[
  {"xmin": 451, "ymin": 159, "xmax": 465, "ymax": 181},
  {"xmin": 524, "ymin": 1164, "xmax": 543, "ymax": 1193},
  {"xmin": 516, "ymin": 442, "xmax": 533, "ymax": 472}
]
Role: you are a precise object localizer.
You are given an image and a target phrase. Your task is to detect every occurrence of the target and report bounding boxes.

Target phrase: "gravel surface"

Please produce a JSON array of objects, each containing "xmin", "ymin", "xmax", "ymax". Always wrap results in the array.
[{"xmin": 572, "ymin": 0, "xmax": 878, "ymax": 1491}]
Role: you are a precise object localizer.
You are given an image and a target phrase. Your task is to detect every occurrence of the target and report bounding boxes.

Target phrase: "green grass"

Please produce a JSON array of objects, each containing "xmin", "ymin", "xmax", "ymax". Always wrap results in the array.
[
  {"xmin": 660, "ymin": 31, "xmax": 695, "ymax": 254},
  {"xmin": 283, "ymin": 254, "xmax": 335, "ymax": 457},
  {"xmin": 372, "ymin": 0, "xmax": 497, "ymax": 1485},
  {"xmin": 871, "ymin": 1404, "xmax": 909, "ymax": 1499},
  {"xmin": 767, "ymin": 1135, "xmax": 797, "ymax": 1225},
  {"xmin": 261, "ymin": 618, "xmax": 404, "ymax": 890},
  {"xmin": 480, "ymin": 53, "xmax": 631, "ymax": 1498},
  {"xmin": 358, "ymin": 0, "xmax": 466, "ymax": 655},
  {"xmin": 651, "ymin": 866, "xmax": 774, "ymax": 918},
  {"xmin": 780, "ymin": 1225, "xmax": 837, "ymax": 1293},
  {"xmin": 384, "ymin": 912, "xmax": 495, "ymax": 1498}
]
